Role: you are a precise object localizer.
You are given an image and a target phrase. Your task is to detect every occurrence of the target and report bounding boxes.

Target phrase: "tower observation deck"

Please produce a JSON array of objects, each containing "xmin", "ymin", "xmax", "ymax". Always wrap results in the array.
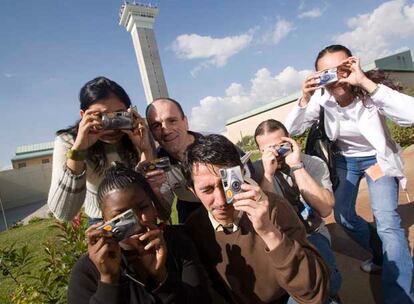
[{"xmin": 119, "ymin": 2, "xmax": 169, "ymax": 104}]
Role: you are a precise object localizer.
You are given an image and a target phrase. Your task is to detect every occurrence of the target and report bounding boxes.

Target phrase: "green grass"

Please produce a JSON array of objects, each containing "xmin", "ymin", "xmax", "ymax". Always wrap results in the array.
[{"xmin": 0, "ymin": 218, "xmax": 60, "ymax": 303}]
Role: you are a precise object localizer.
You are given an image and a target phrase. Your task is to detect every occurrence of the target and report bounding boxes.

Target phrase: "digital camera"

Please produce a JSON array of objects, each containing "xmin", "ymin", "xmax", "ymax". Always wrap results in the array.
[
  {"xmin": 101, "ymin": 111, "xmax": 134, "ymax": 130},
  {"xmin": 219, "ymin": 166, "xmax": 244, "ymax": 204},
  {"xmin": 276, "ymin": 142, "xmax": 292, "ymax": 159},
  {"xmin": 143, "ymin": 157, "xmax": 171, "ymax": 172},
  {"xmin": 269, "ymin": 142, "xmax": 291, "ymax": 159},
  {"xmin": 98, "ymin": 209, "xmax": 142, "ymax": 242},
  {"xmin": 318, "ymin": 68, "xmax": 338, "ymax": 86}
]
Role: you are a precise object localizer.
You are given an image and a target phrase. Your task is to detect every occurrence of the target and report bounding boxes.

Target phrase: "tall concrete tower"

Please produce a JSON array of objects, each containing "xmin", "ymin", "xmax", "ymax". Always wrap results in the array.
[{"xmin": 119, "ymin": 2, "xmax": 169, "ymax": 104}]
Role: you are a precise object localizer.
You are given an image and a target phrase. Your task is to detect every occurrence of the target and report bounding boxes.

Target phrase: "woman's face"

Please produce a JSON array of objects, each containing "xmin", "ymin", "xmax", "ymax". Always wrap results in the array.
[
  {"xmin": 81, "ymin": 94, "xmax": 128, "ymax": 144},
  {"xmin": 101, "ymin": 186, "xmax": 158, "ymax": 250},
  {"xmin": 316, "ymin": 50, "xmax": 351, "ymax": 97}
]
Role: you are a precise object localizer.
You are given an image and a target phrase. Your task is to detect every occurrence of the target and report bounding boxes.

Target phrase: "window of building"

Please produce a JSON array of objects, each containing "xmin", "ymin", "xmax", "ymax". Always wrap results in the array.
[
  {"xmin": 18, "ymin": 162, "xmax": 26, "ymax": 169},
  {"xmin": 42, "ymin": 159, "xmax": 50, "ymax": 164}
]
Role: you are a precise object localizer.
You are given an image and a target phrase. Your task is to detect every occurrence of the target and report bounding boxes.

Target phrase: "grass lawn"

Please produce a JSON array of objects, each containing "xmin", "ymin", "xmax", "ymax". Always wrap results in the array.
[{"xmin": 0, "ymin": 218, "xmax": 60, "ymax": 303}]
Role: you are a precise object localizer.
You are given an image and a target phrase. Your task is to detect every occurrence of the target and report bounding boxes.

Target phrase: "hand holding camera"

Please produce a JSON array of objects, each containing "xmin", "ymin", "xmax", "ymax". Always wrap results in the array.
[
  {"xmin": 86, "ymin": 222, "xmax": 122, "ymax": 284},
  {"xmin": 280, "ymin": 137, "xmax": 302, "ymax": 169},
  {"xmin": 120, "ymin": 107, "xmax": 153, "ymax": 154},
  {"xmin": 72, "ymin": 109, "xmax": 108, "ymax": 151},
  {"xmin": 132, "ymin": 222, "xmax": 168, "ymax": 284},
  {"xmin": 232, "ymin": 183, "xmax": 275, "ymax": 237}
]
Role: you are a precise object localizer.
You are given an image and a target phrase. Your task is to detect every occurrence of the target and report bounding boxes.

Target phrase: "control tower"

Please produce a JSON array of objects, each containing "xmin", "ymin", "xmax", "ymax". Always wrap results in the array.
[{"xmin": 119, "ymin": 2, "xmax": 169, "ymax": 104}]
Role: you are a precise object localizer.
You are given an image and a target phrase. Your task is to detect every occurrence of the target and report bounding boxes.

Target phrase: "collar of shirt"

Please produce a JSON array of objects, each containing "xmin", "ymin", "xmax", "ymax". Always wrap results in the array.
[{"xmin": 208, "ymin": 210, "xmax": 243, "ymax": 233}]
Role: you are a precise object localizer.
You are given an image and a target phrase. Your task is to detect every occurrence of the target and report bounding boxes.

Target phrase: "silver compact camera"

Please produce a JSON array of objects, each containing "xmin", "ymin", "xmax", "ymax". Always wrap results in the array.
[
  {"xmin": 318, "ymin": 68, "xmax": 338, "ymax": 86},
  {"xmin": 98, "ymin": 209, "xmax": 142, "ymax": 242},
  {"xmin": 143, "ymin": 157, "xmax": 171, "ymax": 172},
  {"xmin": 219, "ymin": 166, "xmax": 244, "ymax": 204},
  {"xmin": 101, "ymin": 111, "xmax": 134, "ymax": 130}
]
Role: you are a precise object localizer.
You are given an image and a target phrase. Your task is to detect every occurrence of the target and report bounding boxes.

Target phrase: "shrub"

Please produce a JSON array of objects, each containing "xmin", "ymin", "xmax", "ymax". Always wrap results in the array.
[{"xmin": 0, "ymin": 213, "xmax": 88, "ymax": 303}]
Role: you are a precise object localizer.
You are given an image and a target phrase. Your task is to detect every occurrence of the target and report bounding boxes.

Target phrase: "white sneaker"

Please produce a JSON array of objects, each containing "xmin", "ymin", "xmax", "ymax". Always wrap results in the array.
[{"xmin": 360, "ymin": 258, "xmax": 382, "ymax": 274}]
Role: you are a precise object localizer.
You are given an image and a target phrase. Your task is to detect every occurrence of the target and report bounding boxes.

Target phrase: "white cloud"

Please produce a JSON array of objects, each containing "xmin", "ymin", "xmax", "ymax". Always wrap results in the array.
[
  {"xmin": 189, "ymin": 66, "xmax": 311, "ymax": 132},
  {"xmin": 265, "ymin": 19, "xmax": 293, "ymax": 45},
  {"xmin": 3, "ymin": 73, "xmax": 12, "ymax": 78},
  {"xmin": 172, "ymin": 30, "xmax": 254, "ymax": 68},
  {"xmin": 334, "ymin": 0, "xmax": 414, "ymax": 63},
  {"xmin": 298, "ymin": 8, "xmax": 323, "ymax": 19}
]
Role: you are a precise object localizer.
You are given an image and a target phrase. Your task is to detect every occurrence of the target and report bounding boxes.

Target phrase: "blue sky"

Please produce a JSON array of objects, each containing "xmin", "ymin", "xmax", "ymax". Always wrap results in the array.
[{"xmin": 1, "ymin": 0, "xmax": 414, "ymax": 169}]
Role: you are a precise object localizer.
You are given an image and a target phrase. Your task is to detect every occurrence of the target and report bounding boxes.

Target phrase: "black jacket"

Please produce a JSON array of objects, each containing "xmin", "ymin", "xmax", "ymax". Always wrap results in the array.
[{"xmin": 68, "ymin": 226, "xmax": 211, "ymax": 304}]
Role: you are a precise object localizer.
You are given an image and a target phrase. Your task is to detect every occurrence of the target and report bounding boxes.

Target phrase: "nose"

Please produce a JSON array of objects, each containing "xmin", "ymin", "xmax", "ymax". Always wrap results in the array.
[{"xmin": 214, "ymin": 187, "xmax": 227, "ymax": 207}]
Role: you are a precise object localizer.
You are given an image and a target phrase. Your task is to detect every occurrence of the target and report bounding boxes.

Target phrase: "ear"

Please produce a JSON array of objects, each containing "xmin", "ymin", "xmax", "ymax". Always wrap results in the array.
[
  {"xmin": 184, "ymin": 116, "xmax": 189, "ymax": 130},
  {"xmin": 80, "ymin": 109, "xmax": 85, "ymax": 118},
  {"xmin": 187, "ymin": 184, "xmax": 196, "ymax": 196}
]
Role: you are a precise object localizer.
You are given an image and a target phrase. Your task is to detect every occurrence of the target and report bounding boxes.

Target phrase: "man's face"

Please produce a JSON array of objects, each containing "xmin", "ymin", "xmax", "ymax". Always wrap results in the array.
[
  {"xmin": 146, "ymin": 100, "xmax": 189, "ymax": 156},
  {"xmin": 255, "ymin": 129, "xmax": 286, "ymax": 154},
  {"xmin": 191, "ymin": 162, "xmax": 235, "ymax": 223}
]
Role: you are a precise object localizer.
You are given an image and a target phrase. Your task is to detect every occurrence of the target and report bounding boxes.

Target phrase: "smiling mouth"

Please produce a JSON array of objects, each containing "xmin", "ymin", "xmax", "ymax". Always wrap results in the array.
[{"xmin": 162, "ymin": 134, "xmax": 179, "ymax": 143}]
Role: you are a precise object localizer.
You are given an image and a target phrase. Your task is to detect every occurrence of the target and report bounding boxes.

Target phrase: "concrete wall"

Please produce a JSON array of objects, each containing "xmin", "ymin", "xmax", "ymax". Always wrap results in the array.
[
  {"xmin": 0, "ymin": 163, "xmax": 52, "ymax": 210},
  {"xmin": 226, "ymin": 101, "xmax": 297, "ymax": 143},
  {"xmin": 12, "ymin": 155, "xmax": 52, "ymax": 169}
]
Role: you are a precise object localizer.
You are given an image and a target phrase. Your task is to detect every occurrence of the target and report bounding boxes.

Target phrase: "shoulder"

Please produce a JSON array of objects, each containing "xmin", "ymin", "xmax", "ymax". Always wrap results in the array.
[
  {"xmin": 55, "ymin": 133, "xmax": 75, "ymax": 147},
  {"xmin": 251, "ymin": 160, "xmax": 264, "ymax": 184},
  {"xmin": 302, "ymin": 153, "xmax": 327, "ymax": 168}
]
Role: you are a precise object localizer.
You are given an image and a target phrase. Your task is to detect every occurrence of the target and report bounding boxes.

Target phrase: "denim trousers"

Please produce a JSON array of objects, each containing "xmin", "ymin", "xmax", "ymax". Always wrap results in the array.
[{"xmin": 333, "ymin": 154, "xmax": 413, "ymax": 303}]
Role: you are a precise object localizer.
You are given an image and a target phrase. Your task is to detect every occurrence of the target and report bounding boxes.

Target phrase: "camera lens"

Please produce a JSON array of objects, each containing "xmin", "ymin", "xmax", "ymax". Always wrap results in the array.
[{"xmin": 231, "ymin": 180, "xmax": 241, "ymax": 192}]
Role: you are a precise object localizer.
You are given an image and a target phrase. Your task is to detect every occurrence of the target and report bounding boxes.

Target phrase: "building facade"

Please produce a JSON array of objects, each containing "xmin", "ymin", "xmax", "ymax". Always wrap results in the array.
[{"xmin": 11, "ymin": 142, "xmax": 54, "ymax": 169}]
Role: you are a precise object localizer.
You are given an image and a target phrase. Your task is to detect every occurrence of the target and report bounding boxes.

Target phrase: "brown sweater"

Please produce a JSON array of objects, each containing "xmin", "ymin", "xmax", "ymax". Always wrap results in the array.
[{"xmin": 185, "ymin": 191, "xmax": 329, "ymax": 304}]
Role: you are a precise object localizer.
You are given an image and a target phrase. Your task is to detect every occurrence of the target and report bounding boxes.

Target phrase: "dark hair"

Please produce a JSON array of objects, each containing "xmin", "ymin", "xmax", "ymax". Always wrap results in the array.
[
  {"xmin": 97, "ymin": 162, "xmax": 160, "ymax": 211},
  {"xmin": 315, "ymin": 45, "xmax": 403, "ymax": 105},
  {"xmin": 145, "ymin": 97, "xmax": 186, "ymax": 120},
  {"xmin": 183, "ymin": 134, "xmax": 242, "ymax": 188},
  {"xmin": 254, "ymin": 119, "xmax": 288, "ymax": 146},
  {"xmin": 314, "ymin": 44, "xmax": 353, "ymax": 70},
  {"xmin": 57, "ymin": 77, "xmax": 139, "ymax": 175}
]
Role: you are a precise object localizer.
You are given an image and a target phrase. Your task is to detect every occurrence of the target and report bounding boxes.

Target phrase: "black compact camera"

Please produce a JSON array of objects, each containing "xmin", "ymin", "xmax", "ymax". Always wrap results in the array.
[
  {"xmin": 98, "ymin": 209, "xmax": 141, "ymax": 242},
  {"xmin": 219, "ymin": 166, "xmax": 244, "ymax": 204},
  {"xmin": 143, "ymin": 157, "xmax": 171, "ymax": 172},
  {"xmin": 101, "ymin": 111, "xmax": 134, "ymax": 130}
]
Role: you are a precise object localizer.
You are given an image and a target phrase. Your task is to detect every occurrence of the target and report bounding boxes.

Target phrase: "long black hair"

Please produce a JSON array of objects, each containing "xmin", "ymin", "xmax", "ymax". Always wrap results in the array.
[
  {"xmin": 57, "ymin": 77, "xmax": 139, "ymax": 175},
  {"xmin": 315, "ymin": 45, "xmax": 403, "ymax": 105}
]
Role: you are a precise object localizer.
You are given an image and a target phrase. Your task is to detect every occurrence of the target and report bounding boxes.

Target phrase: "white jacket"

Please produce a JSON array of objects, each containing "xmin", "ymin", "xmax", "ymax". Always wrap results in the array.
[{"xmin": 285, "ymin": 84, "xmax": 414, "ymax": 190}]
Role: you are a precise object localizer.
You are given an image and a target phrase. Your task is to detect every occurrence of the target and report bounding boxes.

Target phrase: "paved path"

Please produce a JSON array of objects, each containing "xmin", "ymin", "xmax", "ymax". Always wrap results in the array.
[{"xmin": 325, "ymin": 145, "xmax": 414, "ymax": 303}]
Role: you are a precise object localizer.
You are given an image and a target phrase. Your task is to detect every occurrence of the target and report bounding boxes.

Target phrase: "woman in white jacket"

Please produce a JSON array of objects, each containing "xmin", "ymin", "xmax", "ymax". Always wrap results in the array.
[{"xmin": 285, "ymin": 45, "xmax": 414, "ymax": 303}]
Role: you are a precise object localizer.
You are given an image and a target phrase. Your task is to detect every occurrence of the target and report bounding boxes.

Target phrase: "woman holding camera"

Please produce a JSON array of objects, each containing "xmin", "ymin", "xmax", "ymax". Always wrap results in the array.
[
  {"xmin": 68, "ymin": 163, "xmax": 210, "ymax": 304},
  {"xmin": 47, "ymin": 76, "xmax": 154, "ymax": 223},
  {"xmin": 285, "ymin": 45, "xmax": 414, "ymax": 303}
]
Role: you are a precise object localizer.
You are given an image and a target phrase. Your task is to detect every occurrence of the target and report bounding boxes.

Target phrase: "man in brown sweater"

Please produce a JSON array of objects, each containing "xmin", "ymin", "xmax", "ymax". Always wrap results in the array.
[{"xmin": 182, "ymin": 134, "xmax": 329, "ymax": 304}]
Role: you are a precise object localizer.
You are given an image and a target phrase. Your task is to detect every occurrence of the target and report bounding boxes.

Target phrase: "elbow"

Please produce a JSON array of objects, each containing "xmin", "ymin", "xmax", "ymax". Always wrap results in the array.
[{"xmin": 320, "ymin": 192, "xmax": 334, "ymax": 218}]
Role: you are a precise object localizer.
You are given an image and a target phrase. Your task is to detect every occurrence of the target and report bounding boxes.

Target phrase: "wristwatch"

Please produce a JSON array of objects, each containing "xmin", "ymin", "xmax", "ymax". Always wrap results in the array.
[
  {"xmin": 66, "ymin": 149, "xmax": 87, "ymax": 161},
  {"xmin": 290, "ymin": 162, "xmax": 304, "ymax": 175}
]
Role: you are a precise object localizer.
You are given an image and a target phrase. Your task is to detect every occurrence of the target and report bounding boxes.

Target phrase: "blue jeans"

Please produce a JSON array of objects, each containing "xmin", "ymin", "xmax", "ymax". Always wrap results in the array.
[
  {"xmin": 333, "ymin": 154, "xmax": 413, "ymax": 303},
  {"xmin": 308, "ymin": 231, "xmax": 342, "ymax": 297}
]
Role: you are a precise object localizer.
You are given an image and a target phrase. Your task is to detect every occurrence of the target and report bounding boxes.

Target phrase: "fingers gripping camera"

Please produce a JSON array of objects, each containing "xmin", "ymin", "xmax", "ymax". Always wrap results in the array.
[
  {"xmin": 219, "ymin": 166, "xmax": 244, "ymax": 204},
  {"xmin": 98, "ymin": 209, "xmax": 142, "ymax": 242}
]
